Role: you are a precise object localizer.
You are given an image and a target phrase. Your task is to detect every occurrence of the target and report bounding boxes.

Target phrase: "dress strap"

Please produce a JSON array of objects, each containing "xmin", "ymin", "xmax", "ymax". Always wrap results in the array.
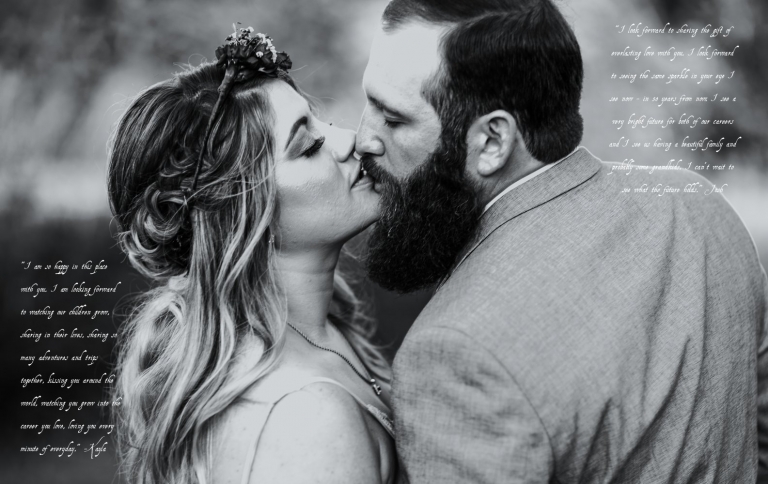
[
  {"xmin": 302, "ymin": 377, "xmax": 395, "ymax": 438},
  {"xmin": 301, "ymin": 377, "xmax": 370, "ymax": 408},
  {"xmin": 239, "ymin": 373, "xmax": 393, "ymax": 484}
]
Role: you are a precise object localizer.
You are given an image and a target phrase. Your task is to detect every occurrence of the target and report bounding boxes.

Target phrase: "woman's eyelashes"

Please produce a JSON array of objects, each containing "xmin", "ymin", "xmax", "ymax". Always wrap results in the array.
[{"xmin": 301, "ymin": 136, "xmax": 326, "ymax": 158}]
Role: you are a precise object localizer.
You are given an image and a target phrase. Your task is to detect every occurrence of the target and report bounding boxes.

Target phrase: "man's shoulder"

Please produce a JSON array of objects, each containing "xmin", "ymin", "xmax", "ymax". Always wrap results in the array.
[
  {"xmin": 598, "ymin": 159, "xmax": 734, "ymax": 212},
  {"xmin": 405, "ymin": 157, "xmax": 758, "ymax": 368}
]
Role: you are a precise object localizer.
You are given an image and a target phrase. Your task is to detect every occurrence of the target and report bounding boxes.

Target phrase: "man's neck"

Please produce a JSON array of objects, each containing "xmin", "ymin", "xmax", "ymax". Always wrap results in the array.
[
  {"xmin": 478, "ymin": 155, "xmax": 547, "ymax": 208},
  {"xmin": 479, "ymin": 147, "xmax": 581, "ymax": 213}
]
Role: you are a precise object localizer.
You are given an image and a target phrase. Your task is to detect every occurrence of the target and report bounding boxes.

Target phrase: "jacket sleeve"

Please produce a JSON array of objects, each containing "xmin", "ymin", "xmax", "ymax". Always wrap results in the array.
[
  {"xmin": 392, "ymin": 326, "xmax": 552, "ymax": 484},
  {"xmin": 757, "ymin": 264, "xmax": 768, "ymax": 483}
]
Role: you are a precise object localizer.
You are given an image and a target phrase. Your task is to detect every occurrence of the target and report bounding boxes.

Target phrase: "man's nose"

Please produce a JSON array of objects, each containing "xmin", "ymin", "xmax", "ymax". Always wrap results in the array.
[{"xmin": 355, "ymin": 107, "xmax": 385, "ymax": 157}]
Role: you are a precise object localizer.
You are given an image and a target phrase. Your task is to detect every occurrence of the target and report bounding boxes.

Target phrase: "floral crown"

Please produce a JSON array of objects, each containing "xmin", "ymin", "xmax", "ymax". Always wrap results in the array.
[
  {"xmin": 172, "ymin": 25, "xmax": 291, "ymax": 266},
  {"xmin": 216, "ymin": 26, "xmax": 292, "ymax": 81},
  {"xmin": 188, "ymin": 24, "xmax": 293, "ymax": 195}
]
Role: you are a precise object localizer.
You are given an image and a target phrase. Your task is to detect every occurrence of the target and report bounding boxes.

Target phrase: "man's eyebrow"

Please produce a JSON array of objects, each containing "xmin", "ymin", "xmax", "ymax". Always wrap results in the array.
[
  {"xmin": 367, "ymin": 95, "xmax": 406, "ymax": 119},
  {"xmin": 285, "ymin": 115, "xmax": 308, "ymax": 150}
]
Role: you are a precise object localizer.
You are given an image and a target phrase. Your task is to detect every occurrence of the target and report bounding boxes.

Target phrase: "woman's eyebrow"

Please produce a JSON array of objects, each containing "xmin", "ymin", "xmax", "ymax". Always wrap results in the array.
[{"xmin": 285, "ymin": 115, "xmax": 309, "ymax": 150}]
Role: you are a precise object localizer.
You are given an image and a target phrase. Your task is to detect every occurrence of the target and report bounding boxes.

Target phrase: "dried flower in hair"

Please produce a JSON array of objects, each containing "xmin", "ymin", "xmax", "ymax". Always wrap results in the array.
[{"xmin": 214, "ymin": 23, "xmax": 292, "ymax": 82}]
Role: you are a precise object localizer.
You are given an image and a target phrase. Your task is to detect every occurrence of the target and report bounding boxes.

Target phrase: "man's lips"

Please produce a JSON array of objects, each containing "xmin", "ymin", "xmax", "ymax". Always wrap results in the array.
[{"xmin": 359, "ymin": 156, "xmax": 393, "ymax": 194}]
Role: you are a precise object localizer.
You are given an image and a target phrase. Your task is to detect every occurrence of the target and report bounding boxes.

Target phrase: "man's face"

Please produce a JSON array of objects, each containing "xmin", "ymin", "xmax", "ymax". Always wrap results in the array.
[
  {"xmin": 357, "ymin": 22, "xmax": 482, "ymax": 293},
  {"xmin": 356, "ymin": 21, "xmax": 444, "ymax": 179}
]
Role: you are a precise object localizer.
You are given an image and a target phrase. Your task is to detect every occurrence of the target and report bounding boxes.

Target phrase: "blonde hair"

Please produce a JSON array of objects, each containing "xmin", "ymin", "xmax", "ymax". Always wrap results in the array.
[{"xmin": 107, "ymin": 62, "xmax": 389, "ymax": 484}]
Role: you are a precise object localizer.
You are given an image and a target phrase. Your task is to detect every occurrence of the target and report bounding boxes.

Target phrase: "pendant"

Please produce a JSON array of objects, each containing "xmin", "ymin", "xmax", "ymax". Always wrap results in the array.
[{"xmin": 370, "ymin": 378, "xmax": 382, "ymax": 396}]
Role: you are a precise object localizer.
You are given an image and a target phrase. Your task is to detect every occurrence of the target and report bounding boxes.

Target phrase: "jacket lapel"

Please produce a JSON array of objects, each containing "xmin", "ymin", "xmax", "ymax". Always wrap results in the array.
[{"xmin": 447, "ymin": 147, "xmax": 602, "ymax": 278}]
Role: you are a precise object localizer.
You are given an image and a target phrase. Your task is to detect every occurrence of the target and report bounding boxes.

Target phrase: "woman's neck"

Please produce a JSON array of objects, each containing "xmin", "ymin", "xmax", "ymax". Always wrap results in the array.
[{"xmin": 274, "ymin": 245, "xmax": 340, "ymax": 342}]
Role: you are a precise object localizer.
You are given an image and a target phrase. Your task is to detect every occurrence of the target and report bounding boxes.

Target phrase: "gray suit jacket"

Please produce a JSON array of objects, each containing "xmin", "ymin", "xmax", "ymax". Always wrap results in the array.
[{"xmin": 392, "ymin": 147, "xmax": 768, "ymax": 483}]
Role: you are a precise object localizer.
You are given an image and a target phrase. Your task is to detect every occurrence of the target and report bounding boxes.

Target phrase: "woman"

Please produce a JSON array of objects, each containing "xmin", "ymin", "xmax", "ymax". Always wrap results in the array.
[{"xmin": 108, "ymin": 27, "xmax": 394, "ymax": 483}]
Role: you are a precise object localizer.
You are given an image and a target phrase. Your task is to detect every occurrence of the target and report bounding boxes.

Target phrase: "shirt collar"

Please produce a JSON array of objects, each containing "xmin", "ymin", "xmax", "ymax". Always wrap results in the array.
[{"xmin": 482, "ymin": 146, "xmax": 583, "ymax": 214}]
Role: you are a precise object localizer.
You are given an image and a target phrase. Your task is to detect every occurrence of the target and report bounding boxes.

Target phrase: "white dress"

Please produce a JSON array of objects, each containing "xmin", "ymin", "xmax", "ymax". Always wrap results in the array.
[{"xmin": 211, "ymin": 367, "xmax": 395, "ymax": 484}]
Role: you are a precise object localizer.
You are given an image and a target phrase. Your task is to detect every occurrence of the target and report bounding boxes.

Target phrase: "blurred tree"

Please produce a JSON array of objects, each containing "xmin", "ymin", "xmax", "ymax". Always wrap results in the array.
[
  {"xmin": 648, "ymin": 0, "xmax": 767, "ymax": 167},
  {"xmin": 0, "ymin": 0, "xmax": 121, "ymax": 157}
]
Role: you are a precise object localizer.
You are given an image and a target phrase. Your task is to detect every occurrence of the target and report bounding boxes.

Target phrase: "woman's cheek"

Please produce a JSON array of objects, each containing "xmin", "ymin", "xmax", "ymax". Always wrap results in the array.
[
  {"xmin": 276, "ymin": 168, "xmax": 342, "ymax": 229},
  {"xmin": 288, "ymin": 177, "xmax": 337, "ymax": 213}
]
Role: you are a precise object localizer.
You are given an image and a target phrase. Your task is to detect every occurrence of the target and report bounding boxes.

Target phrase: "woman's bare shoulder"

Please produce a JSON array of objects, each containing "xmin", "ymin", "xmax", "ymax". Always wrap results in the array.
[
  {"xmin": 248, "ymin": 381, "xmax": 382, "ymax": 483},
  {"xmin": 206, "ymin": 396, "xmax": 264, "ymax": 483}
]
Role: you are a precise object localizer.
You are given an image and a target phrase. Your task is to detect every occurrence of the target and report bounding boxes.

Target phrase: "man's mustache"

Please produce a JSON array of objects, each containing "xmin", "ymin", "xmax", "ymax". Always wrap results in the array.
[{"xmin": 360, "ymin": 154, "xmax": 397, "ymax": 188}]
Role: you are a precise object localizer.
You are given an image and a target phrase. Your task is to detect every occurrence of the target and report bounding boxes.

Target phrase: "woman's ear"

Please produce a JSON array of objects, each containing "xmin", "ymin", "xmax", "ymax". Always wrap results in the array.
[{"xmin": 466, "ymin": 110, "xmax": 518, "ymax": 177}]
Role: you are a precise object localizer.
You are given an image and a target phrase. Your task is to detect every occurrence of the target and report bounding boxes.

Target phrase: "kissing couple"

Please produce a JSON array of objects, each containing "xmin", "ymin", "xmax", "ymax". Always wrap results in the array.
[{"xmin": 108, "ymin": 0, "xmax": 768, "ymax": 483}]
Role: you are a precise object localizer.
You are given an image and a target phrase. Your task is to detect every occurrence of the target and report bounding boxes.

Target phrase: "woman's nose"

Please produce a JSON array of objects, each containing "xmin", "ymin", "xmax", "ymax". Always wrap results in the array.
[{"xmin": 325, "ymin": 124, "xmax": 356, "ymax": 163}]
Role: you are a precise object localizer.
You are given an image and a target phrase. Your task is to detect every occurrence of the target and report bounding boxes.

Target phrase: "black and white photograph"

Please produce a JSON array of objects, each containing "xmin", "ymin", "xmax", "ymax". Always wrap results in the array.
[{"xmin": 1, "ymin": 0, "xmax": 767, "ymax": 482}]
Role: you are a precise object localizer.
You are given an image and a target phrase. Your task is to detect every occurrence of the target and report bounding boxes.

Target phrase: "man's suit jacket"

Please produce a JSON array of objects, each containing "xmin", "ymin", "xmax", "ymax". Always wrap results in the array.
[{"xmin": 392, "ymin": 147, "xmax": 768, "ymax": 483}]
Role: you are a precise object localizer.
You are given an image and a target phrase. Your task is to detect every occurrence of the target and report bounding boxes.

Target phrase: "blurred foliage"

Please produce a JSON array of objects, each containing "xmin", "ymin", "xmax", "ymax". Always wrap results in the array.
[
  {"xmin": 0, "ymin": 0, "xmax": 372, "ymax": 161},
  {"xmin": 1, "ymin": 0, "xmax": 120, "ymax": 158}
]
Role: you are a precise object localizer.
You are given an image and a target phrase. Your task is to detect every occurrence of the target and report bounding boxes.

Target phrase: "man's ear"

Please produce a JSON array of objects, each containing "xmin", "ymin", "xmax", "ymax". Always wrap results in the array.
[{"xmin": 466, "ymin": 110, "xmax": 518, "ymax": 177}]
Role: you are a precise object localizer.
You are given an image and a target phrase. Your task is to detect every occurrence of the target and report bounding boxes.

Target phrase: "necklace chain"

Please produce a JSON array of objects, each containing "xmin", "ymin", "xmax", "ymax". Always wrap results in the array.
[{"xmin": 287, "ymin": 322, "xmax": 382, "ymax": 396}]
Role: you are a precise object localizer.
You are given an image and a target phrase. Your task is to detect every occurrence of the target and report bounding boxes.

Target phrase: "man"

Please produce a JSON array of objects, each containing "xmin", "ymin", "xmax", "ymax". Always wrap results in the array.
[{"xmin": 355, "ymin": 0, "xmax": 768, "ymax": 482}]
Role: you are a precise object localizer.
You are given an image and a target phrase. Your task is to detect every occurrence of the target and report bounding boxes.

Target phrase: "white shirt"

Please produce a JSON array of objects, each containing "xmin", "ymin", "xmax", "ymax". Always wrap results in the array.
[{"xmin": 482, "ymin": 146, "xmax": 582, "ymax": 214}]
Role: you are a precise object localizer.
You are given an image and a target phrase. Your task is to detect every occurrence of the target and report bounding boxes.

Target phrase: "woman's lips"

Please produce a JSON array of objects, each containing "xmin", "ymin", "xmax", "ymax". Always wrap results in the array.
[
  {"xmin": 351, "ymin": 162, "xmax": 375, "ymax": 189},
  {"xmin": 352, "ymin": 173, "xmax": 375, "ymax": 189}
]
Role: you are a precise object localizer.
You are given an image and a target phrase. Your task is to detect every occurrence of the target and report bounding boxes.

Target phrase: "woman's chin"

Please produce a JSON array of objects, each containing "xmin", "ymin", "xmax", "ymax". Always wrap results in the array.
[
  {"xmin": 349, "ymin": 180, "xmax": 381, "ymax": 213},
  {"xmin": 346, "ymin": 204, "xmax": 381, "ymax": 241},
  {"xmin": 358, "ymin": 209, "xmax": 381, "ymax": 234}
]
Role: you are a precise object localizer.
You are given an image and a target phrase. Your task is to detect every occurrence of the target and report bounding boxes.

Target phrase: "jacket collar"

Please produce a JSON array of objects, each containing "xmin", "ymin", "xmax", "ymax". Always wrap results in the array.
[{"xmin": 444, "ymin": 146, "xmax": 602, "ymax": 282}]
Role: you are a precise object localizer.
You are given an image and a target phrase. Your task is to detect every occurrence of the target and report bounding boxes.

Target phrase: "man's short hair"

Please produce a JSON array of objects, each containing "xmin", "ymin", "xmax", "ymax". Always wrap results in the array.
[{"xmin": 383, "ymin": 0, "xmax": 584, "ymax": 163}]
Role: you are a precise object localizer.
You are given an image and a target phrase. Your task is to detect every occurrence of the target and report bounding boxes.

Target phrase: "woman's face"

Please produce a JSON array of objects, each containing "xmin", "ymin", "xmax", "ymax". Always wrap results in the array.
[{"xmin": 267, "ymin": 81, "xmax": 379, "ymax": 250}]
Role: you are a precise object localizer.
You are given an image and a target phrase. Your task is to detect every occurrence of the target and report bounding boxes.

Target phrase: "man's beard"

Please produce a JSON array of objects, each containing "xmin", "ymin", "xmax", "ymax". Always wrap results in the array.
[{"xmin": 362, "ymin": 137, "xmax": 482, "ymax": 294}]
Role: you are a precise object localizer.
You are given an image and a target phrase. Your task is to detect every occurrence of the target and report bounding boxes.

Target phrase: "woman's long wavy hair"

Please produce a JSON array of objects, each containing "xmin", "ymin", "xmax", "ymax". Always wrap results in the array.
[{"xmin": 107, "ymin": 62, "xmax": 389, "ymax": 484}]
